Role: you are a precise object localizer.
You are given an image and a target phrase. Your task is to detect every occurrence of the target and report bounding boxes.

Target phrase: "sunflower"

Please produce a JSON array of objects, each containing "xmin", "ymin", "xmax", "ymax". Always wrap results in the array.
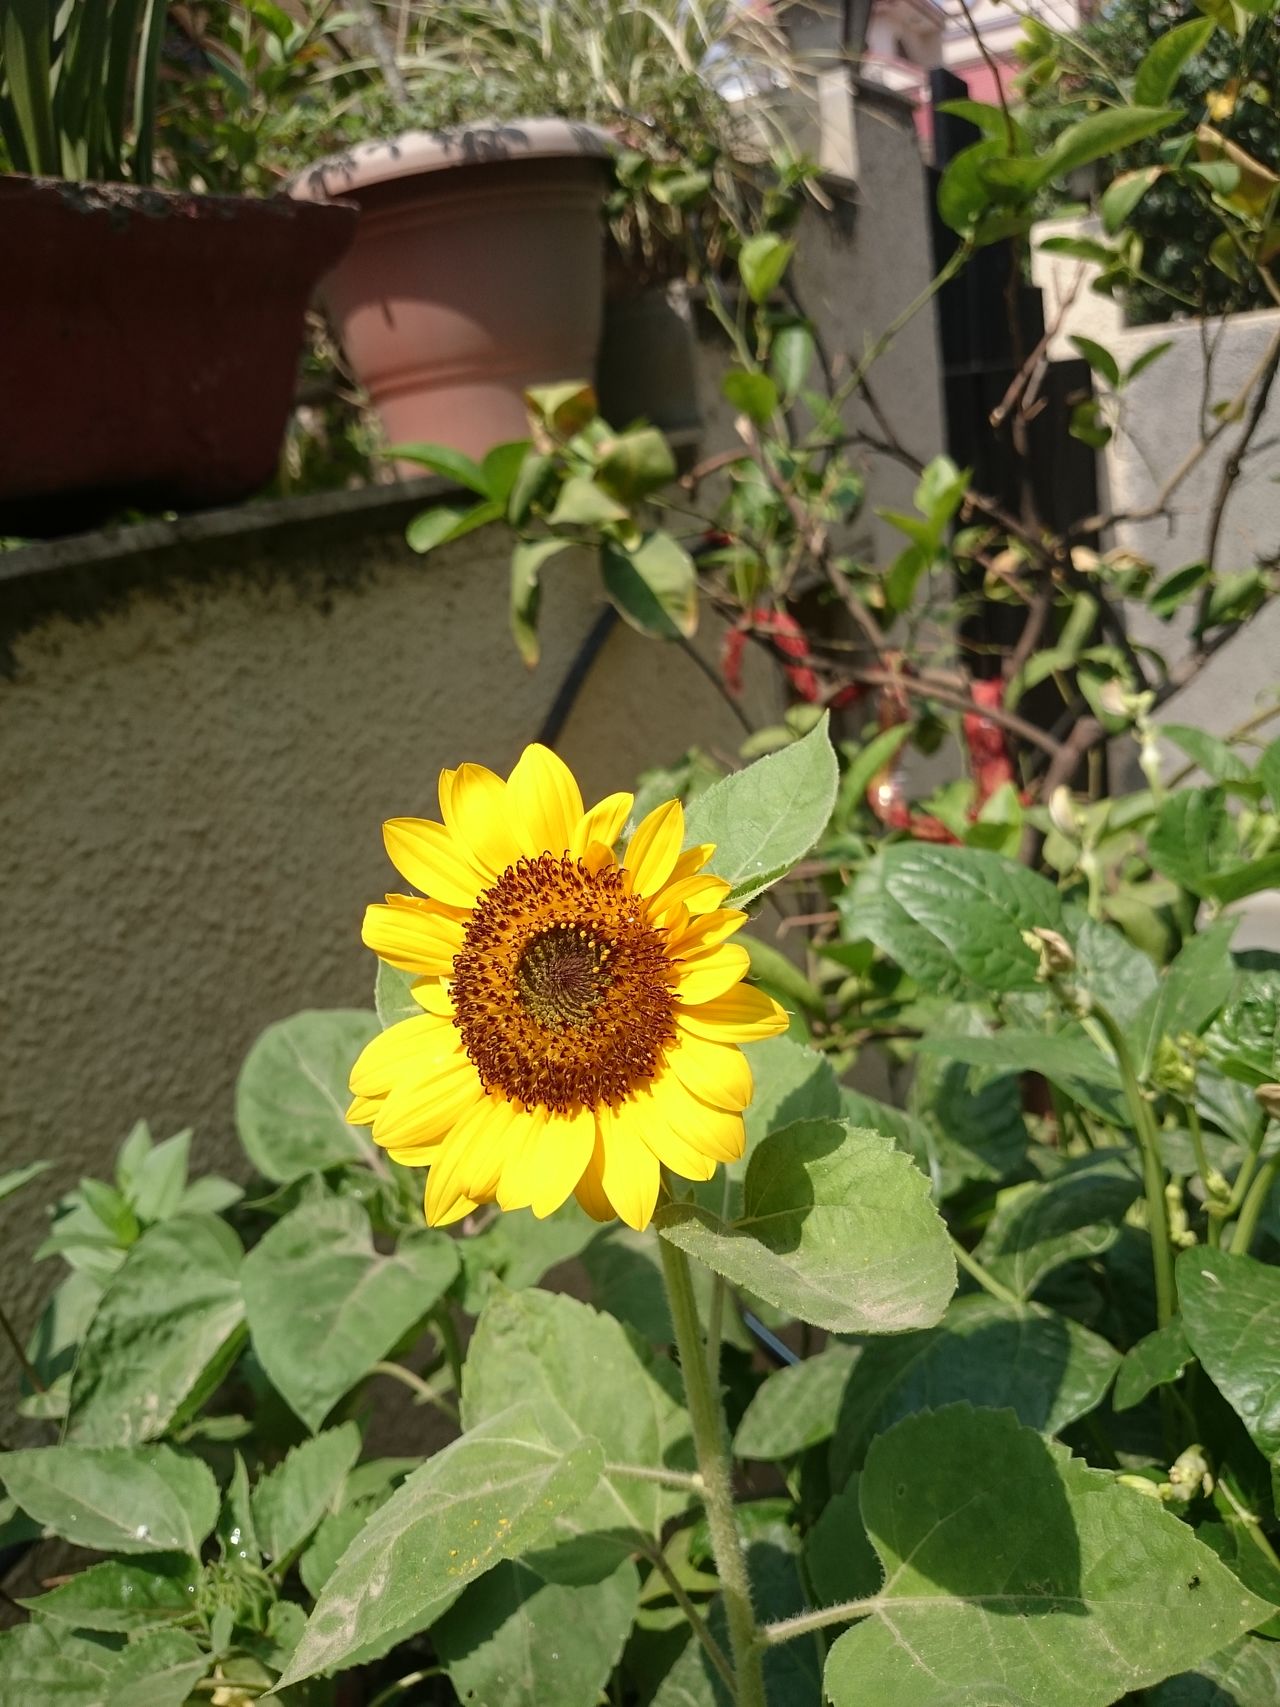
[{"xmin": 347, "ymin": 744, "xmax": 789, "ymax": 1231}]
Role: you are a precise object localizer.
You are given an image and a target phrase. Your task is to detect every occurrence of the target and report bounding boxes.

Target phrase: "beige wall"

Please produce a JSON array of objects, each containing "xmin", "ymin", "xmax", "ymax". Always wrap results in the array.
[{"xmin": 0, "ymin": 80, "xmax": 944, "ymax": 1372}]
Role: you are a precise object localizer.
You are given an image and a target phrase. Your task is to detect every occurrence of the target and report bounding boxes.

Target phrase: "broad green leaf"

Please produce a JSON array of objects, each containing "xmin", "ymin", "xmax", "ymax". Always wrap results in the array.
[
  {"xmin": 1205, "ymin": 853, "xmax": 1280, "ymax": 906},
  {"xmin": 299, "ymin": 1458, "xmax": 419, "ymax": 1597},
  {"xmin": 841, "ymin": 843, "xmax": 1065, "ymax": 997},
  {"xmin": 1101, "ymin": 164, "xmax": 1165, "ymax": 232},
  {"xmin": 1204, "ymin": 970, "xmax": 1280, "ymax": 1086},
  {"xmin": 0, "ymin": 1443, "xmax": 218, "ymax": 1555},
  {"xmin": 684, "ymin": 716, "xmax": 839, "ymax": 906},
  {"xmin": 374, "ymin": 958, "xmax": 418, "ymax": 1029},
  {"xmin": 100, "ymin": 1630, "xmax": 207, "ymax": 1707},
  {"xmin": 824, "ymin": 1406, "xmax": 1271, "ymax": 1707},
  {"xmin": 1258, "ymin": 737, "xmax": 1280, "ymax": 811},
  {"xmin": 241, "ymin": 1197, "xmax": 457, "ymax": 1431},
  {"xmin": 601, "ymin": 531, "xmax": 698, "ymax": 640},
  {"xmin": 597, "ymin": 427, "xmax": 676, "ymax": 503},
  {"xmin": 406, "ymin": 498, "xmax": 502, "ymax": 553},
  {"xmin": 1148, "ymin": 787, "xmax": 1237, "ymax": 895},
  {"xmin": 1114, "ymin": 1319, "xmax": 1194, "ymax": 1412},
  {"xmin": 1041, "ymin": 106, "xmax": 1180, "ymax": 183},
  {"xmin": 910, "ymin": 1035, "xmax": 1029, "ymax": 1194},
  {"xmin": 1133, "ymin": 918, "xmax": 1238, "ymax": 1075},
  {"xmin": 1135, "ymin": 18, "xmax": 1216, "ymax": 106},
  {"xmin": 0, "ymin": 1624, "xmax": 116, "ymax": 1707},
  {"xmin": 218, "ymin": 1451, "xmax": 259, "ymax": 1566},
  {"xmin": 915, "ymin": 1028, "xmax": 1122, "ymax": 1103},
  {"xmin": 1074, "ymin": 915, "xmax": 1159, "ymax": 1026},
  {"xmin": 16, "ymin": 1554, "xmax": 199, "ymax": 1631},
  {"xmin": 235, "ymin": 1009, "xmax": 380, "ymax": 1183},
  {"xmin": 829, "ymin": 1296, "xmax": 1119, "ymax": 1484},
  {"xmin": 742, "ymin": 1034, "xmax": 840, "ymax": 1147},
  {"xmin": 1147, "ymin": 1635, "xmax": 1280, "ymax": 1705},
  {"xmin": 721, "ymin": 370, "xmax": 779, "ymax": 424},
  {"xmin": 1069, "ymin": 334, "xmax": 1121, "ymax": 388},
  {"xmin": 481, "ymin": 439, "xmax": 531, "ymax": 503},
  {"xmin": 655, "ymin": 1119, "xmax": 956, "ymax": 1334},
  {"xmin": 251, "ymin": 1422, "xmax": 361, "ymax": 1567},
  {"xmin": 738, "ymin": 233, "xmax": 794, "ymax": 303},
  {"xmin": 457, "ymin": 1200, "xmax": 600, "ymax": 1312},
  {"xmin": 434, "ymin": 1557, "xmax": 639, "ymax": 1707},
  {"xmin": 510, "ymin": 539, "xmax": 568, "ymax": 669},
  {"xmin": 805, "ymin": 1478, "xmax": 882, "ymax": 1606},
  {"xmin": 937, "ymin": 137, "xmax": 1004, "ymax": 234},
  {"xmin": 66, "ymin": 1215, "xmax": 245, "ymax": 1447},
  {"xmin": 462, "ymin": 1288, "xmax": 692, "ymax": 1555},
  {"xmin": 0, "ymin": 1159, "xmax": 50, "ymax": 1203},
  {"xmin": 1178, "ymin": 1248, "xmax": 1280, "ymax": 1458},
  {"xmin": 125, "ymin": 1131, "xmax": 191, "ymax": 1223},
  {"xmin": 770, "ymin": 321, "xmax": 815, "ymax": 404},
  {"xmin": 525, "ymin": 380, "xmax": 598, "ymax": 441},
  {"xmin": 390, "ymin": 442, "xmax": 488, "ymax": 494},
  {"xmin": 277, "ymin": 1406, "xmax": 603, "ymax": 1687},
  {"xmin": 974, "ymin": 1152, "xmax": 1142, "ymax": 1300},
  {"xmin": 1162, "ymin": 724, "xmax": 1251, "ymax": 782},
  {"xmin": 549, "ymin": 474, "xmax": 629, "ymax": 528},
  {"xmin": 734, "ymin": 1344, "xmax": 858, "ymax": 1460},
  {"xmin": 743, "ymin": 936, "xmax": 824, "ymax": 1015}
]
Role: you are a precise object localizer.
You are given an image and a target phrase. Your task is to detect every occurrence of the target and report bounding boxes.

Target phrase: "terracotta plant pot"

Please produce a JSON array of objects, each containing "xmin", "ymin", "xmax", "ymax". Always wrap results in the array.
[
  {"xmin": 288, "ymin": 120, "xmax": 612, "ymax": 461},
  {"xmin": 0, "ymin": 177, "xmax": 357, "ymax": 537}
]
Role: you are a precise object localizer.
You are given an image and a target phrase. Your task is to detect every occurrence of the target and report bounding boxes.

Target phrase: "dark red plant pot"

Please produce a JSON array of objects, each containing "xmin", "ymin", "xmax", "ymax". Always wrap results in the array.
[{"xmin": 0, "ymin": 176, "xmax": 358, "ymax": 537}]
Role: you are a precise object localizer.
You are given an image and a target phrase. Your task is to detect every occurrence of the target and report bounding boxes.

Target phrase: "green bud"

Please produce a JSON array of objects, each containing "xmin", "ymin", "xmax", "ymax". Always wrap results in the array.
[{"xmin": 1116, "ymin": 1473, "xmax": 1165, "ymax": 1500}]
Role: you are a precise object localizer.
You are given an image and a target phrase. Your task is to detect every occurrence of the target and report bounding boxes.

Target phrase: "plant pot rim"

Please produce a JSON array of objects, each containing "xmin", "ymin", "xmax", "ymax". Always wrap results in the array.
[
  {"xmin": 287, "ymin": 116, "xmax": 614, "ymax": 202},
  {"xmin": 0, "ymin": 169, "xmax": 355, "ymax": 228}
]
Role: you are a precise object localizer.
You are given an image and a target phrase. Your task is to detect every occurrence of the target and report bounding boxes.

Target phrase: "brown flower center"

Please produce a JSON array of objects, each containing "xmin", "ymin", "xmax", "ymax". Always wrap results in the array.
[{"xmin": 449, "ymin": 853, "xmax": 676, "ymax": 1113}]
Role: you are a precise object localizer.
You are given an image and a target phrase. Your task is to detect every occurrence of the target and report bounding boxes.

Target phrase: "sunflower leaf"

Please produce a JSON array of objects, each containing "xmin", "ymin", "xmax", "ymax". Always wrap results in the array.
[
  {"xmin": 0, "ymin": 1443, "xmax": 219, "ymax": 1555},
  {"xmin": 235, "ymin": 1009, "xmax": 381, "ymax": 1183},
  {"xmin": 685, "ymin": 715, "xmax": 839, "ymax": 906},
  {"xmin": 654, "ymin": 1118, "xmax": 955, "ymax": 1334}
]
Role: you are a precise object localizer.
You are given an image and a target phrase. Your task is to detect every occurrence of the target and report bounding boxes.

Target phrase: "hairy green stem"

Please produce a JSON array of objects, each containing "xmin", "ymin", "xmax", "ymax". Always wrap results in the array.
[
  {"xmin": 951, "ymin": 1237, "xmax": 1022, "ymax": 1308},
  {"xmin": 1230, "ymin": 1150, "xmax": 1280, "ymax": 1257},
  {"xmin": 605, "ymin": 1461, "xmax": 704, "ymax": 1494},
  {"xmin": 1090, "ymin": 1001, "xmax": 1176, "ymax": 1327},
  {"xmin": 659, "ymin": 1235, "xmax": 767, "ymax": 1707},
  {"xmin": 758, "ymin": 1596, "xmax": 880, "ymax": 1646}
]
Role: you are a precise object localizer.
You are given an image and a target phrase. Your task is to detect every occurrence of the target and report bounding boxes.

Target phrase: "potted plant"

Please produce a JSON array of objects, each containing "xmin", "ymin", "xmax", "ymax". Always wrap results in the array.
[
  {"xmin": 283, "ymin": 0, "xmax": 815, "ymax": 456},
  {"xmin": 0, "ymin": 0, "xmax": 357, "ymax": 535}
]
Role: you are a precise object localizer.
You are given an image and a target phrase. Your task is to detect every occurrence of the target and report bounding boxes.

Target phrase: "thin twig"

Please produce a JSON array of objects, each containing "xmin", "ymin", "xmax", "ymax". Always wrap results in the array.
[{"xmin": 640, "ymin": 1541, "xmax": 739, "ymax": 1697}]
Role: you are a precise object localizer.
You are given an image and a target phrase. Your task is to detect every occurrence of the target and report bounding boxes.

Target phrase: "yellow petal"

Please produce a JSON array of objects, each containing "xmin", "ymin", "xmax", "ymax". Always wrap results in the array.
[
  {"xmin": 614, "ymin": 1090, "xmax": 717, "ymax": 1182},
  {"xmin": 623, "ymin": 798, "xmax": 685, "ymax": 896},
  {"xmin": 425, "ymin": 1184, "xmax": 482, "ymax": 1228},
  {"xmin": 570, "ymin": 791, "xmax": 634, "ymax": 859},
  {"xmin": 651, "ymin": 873, "xmax": 732, "ymax": 920},
  {"xmin": 676, "ymin": 985, "xmax": 790, "ymax": 1043},
  {"xmin": 387, "ymin": 1139, "xmax": 444, "ymax": 1166},
  {"xmin": 664, "ymin": 1032, "xmax": 753, "ymax": 1111},
  {"xmin": 346, "ymin": 1094, "xmax": 382, "ymax": 1126},
  {"xmin": 495, "ymin": 1106, "xmax": 550, "ymax": 1210},
  {"xmin": 575, "ymin": 1127, "xmax": 614, "ymax": 1222},
  {"xmin": 371, "ymin": 1057, "xmax": 483, "ymax": 1150},
  {"xmin": 442, "ymin": 763, "xmax": 524, "ymax": 877},
  {"xmin": 599, "ymin": 1105, "xmax": 661, "ymax": 1231},
  {"xmin": 650, "ymin": 1067, "xmax": 746, "ymax": 1162},
  {"xmin": 412, "ymin": 977, "xmax": 455, "ymax": 1016},
  {"xmin": 348, "ymin": 1012, "xmax": 462, "ymax": 1097},
  {"xmin": 674, "ymin": 943, "xmax": 751, "ymax": 1005},
  {"xmin": 384, "ymin": 817, "xmax": 487, "ymax": 909},
  {"xmin": 507, "ymin": 743, "xmax": 584, "ymax": 856},
  {"xmin": 362, "ymin": 898, "xmax": 464, "ymax": 975},
  {"xmin": 667, "ymin": 909, "xmax": 748, "ymax": 953},
  {"xmin": 669, "ymin": 843, "xmax": 715, "ymax": 881},
  {"xmin": 424, "ymin": 1095, "xmax": 516, "ymax": 1220},
  {"xmin": 529, "ymin": 1105, "xmax": 597, "ymax": 1218}
]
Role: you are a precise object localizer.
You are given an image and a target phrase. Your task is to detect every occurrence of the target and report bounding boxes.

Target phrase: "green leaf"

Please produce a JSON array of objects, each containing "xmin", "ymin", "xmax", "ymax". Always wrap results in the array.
[
  {"xmin": 125, "ymin": 1130, "xmax": 191, "ymax": 1223},
  {"xmin": 16, "ymin": 1554, "xmax": 199, "ymax": 1632},
  {"xmin": 508, "ymin": 450, "xmax": 555, "ymax": 525},
  {"xmin": 841, "ymin": 843, "xmax": 1065, "ymax": 997},
  {"xmin": 1101, "ymin": 163, "xmax": 1165, "ymax": 233},
  {"xmin": 916, "ymin": 1029, "xmax": 1122, "ymax": 1103},
  {"xmin": 1069, "ymin": 334, "xmax": 1121, "ymax": 388},
  {"xmin": 235, "ymin": 1009, "xmax": 380, "ymax": 1183},
  {"xmin": 525, "ymin": 381, "xmax": 598, "ymax": 441},
  {"xmin": 654, "ymin": 1118, "xmax": 956, "ymax": 1334},
  {"xmin": 0, "ymin": 1160, "xmax": 50, "ymax": 1203},
  {"xmin": 1041, "ymin": 107, "xmax": 1180, "ymax": 184},
  {"xmin": 406, "ymin": 498, "xmax": 502, "ymax": 553},
  {"xmin": 742, "ymin": 937, "xmax": 823, "ymax": 1016},
  {"xmin": 806, "ymin": 1478, "xmax": 883, "ymax": 1607},
  {"xmin": 734, "ymin": 1344, "xmax": 858, "ymax": 1460},
  {"xmin": 251, "ymin": 1422, "xmax": 361, "ymax": 1567},
  {"xmin": 974, "ymin": 1152, "xmax": 1143, "ymax": 1301},
  {"xmin": 1204, "ymin": 853, "xmax": 1280, "ymax": 906},
  {"xmin": 1132, "ymin": 917, "xmax": 1238, "ymax": 1074},
  {"xmin": 742, "ymin": 1035, "xmax": 841, "ymax": 1146},
  {"xmin": 1257, "ymin": 737, "xmax": 1280, "ymax": 811},
  {"xmin": 0, "ymin": 1624, "xmax": 116, "ymax": 1707},
  {"xmin": 1161, "ymin": 723, "xmax": 1251, "ymax": 783},
  {"xmin": 374, "ymin": 958, "xmax": 419, "ymax": 1029},
  {"xmin": 101, "ymin": 1629, "xmax": 208, "ymax": 1707},
  {"xmin": 1126, "ymin": 339, "xmax": 1175, "ymax": 382},
  {"xmin": 1075, "ymin": 915, "xmax": 1159, "ymax": 1027},
  {"xmin": 840, "ymin": 724, "xmax": 912, "ymax": 812},
  {"xmin": 1135, "ymin": 17, "xmax": 1217, "ymax": 106},
  {"xmin": 829, "ymin": 1297, "xmax": 1119, "ymax": 1483},
  {"xmin": 462, "ymin": 1288, "xmax": 693, "ymax": 1558},
  {"xmin": 242, "ymin": 1197, "xmax": 457, "ymax": 1432},
  {"xmin": 0, "ymin": 1443, "xmax": 218, "ymax": 1555},
  {"xmin": 1147, "ymin": 1635, "xmax": 1280, "ymax": 1705},
  {"xmin": 738, "ymin": 233, "xmax": 795, "ymax": 303},
  {"xmin": 390, "ymin": 442, "xmax": 489, "ymax": 495},
  {"xmin": 937, "ymin": 137, "xmax": 1004, "ymax": 234},
  {"xmin": 1150, "ymin": 561, "xmax": 1209, "ymax": 619},
  {"xmin": 549, "ymin": 475, "xmax": 630, "ymax": 528},
  {"xmin": 824, "ymin": 1406, "xmax": 1271, "ymax": 1707},
  {"xmin": 277, "ymin": 1406, "xmax": 603, "ymax": 1688},
  {"xmin": 435, "ymin": 1558, "xmax": 639, "ymax": 1707},
  {"xmin": 1148, "ymin": 784, "xmax": 1238, "ymax": 888},
  {"xmin": 597, "ymin": 427, "xmax": 676, "ymax": 503},
  {"xmin": 66, "ymin": 1215, "xmax": 245, "ymax": 1447},
  {"xmin": 1113, "ymin": 1319, "xmax": 1194, "ymax": 1412},
  {"xmin": 769, "ymin": 321, "xmax": 815, "ymax": 404},
  {"xmin": 601, "ymin": 531, "xmax": 698, "ymax": 640},
  {"xmin": 510, "ymin": 539, "xmax": 568, "ymax": 669},
  {"xmin": 684, "ymin": 715, "xmax": 839, "ymax": 906},
  {"xmin": 1178, "ymin": 1248, "xmax": 1280, "ymax": 1459},
  {"xmin": 721, "ymin": 370, "xmax": 779, "ymax": 425},
  {"xmin": 481, "ymin": 439, "xmax": 532, "ymax": 503},
  {"xmin": 1204, "ymin": 969, "xmax": 1280, "ymax": 1086}
]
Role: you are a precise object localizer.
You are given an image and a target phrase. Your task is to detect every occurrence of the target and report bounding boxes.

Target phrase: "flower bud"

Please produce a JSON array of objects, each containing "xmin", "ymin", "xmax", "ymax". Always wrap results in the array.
[
  {"xmin": 1020, "ymin": 927, "xmax": 1076, "ymax": 981},
  {"xmin": 1167, "ymin": 1445, "xmax": 1213, "ymax": 1501},
  {"xmin": 1116, "ymin": 1473, "xmax": 1165, "ymax": 1500}
]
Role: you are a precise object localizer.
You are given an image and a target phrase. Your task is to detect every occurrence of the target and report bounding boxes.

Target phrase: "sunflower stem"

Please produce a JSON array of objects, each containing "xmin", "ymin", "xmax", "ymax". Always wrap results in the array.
[{"xmin": 658, "ymin": 1234, "xmax": 767, "ymax": 1707}]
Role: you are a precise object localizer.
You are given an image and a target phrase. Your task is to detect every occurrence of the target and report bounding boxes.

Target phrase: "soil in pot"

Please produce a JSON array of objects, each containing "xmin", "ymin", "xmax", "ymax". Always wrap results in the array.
[
  {"xmin": 0, "ymin": 177, "xmax": 357, "ymax": 538},
  {"xmin": 289, "ymin": 121, "xmax": 612, "ymax": 464}
]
